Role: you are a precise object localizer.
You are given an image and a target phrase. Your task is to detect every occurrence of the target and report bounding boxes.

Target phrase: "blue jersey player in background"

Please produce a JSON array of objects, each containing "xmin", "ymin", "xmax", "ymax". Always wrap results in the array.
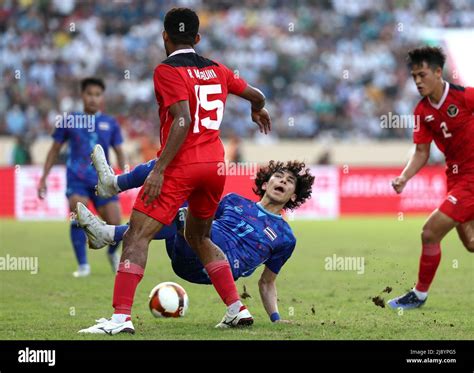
[
  {"xmin": 38, "ymin": 78, "xmax": 126, "ymax": 278},
  {"xmin": 76, "ymin": 149, "xmax": 314, "ymax": 329}
]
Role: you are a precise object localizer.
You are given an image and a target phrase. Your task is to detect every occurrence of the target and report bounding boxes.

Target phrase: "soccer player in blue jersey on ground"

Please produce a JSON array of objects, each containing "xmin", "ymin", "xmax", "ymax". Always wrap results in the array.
[
  {"xmin": 38, "ymin": 78, "xmax": 126, "ymax": 277},
  {"xmin": 76, "ymin": 146, "xmax": 314, "ymax": 329}
]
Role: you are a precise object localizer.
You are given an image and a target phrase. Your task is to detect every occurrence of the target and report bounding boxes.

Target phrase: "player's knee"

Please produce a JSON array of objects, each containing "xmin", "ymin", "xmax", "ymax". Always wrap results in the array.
[
  {"xmin": 184, "ymin": 230, "xmax": 205, "ymax": 250},
  {"xmin": 421, "ymin": 227, "xmax": 439, "ymax": 244}
]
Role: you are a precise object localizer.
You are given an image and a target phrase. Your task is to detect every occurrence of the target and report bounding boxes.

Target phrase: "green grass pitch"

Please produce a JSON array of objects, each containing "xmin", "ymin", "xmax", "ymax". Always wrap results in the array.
[{"xmin": 0, "ymin": 217, "xmax": 472, "ymax": 340}]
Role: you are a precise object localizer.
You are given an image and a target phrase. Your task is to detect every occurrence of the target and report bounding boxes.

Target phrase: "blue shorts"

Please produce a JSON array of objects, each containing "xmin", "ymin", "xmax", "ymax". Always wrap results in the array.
[
  {"xmin": 165, "ymin": 235, "xmax": 211, "ymax": 285},
  {"xmin": 66, "ymin": 179, "xmax": 118, "ymax": 208}
]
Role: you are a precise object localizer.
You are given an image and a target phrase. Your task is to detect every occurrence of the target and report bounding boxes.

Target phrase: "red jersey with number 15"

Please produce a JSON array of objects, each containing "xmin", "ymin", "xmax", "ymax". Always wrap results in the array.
[
  {"xmin": 153, "ymin": 49, "xmax": 247, "ymax": 168},
  {"xmin": 413, "ymin": 82, "xmax": 474, "ymax": 181}
]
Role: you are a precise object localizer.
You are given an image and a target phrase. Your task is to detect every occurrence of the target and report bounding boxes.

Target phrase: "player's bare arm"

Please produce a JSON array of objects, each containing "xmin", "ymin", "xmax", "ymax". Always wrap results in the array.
[
  {"xmin": 113, "ymin": 144, "xmax": 126, "ymax": 171},
  {"xmin": 391, "ymin": 143, "xmax": 430, "ymax": 194},
  {"xmin": 237, "ymin": 84, "xmax": 271, "ymax": 134},
  {"xmin": 37, "ymin": 141, "xmax": 63, "ymax": 199},
  {"xmin": 258, "ymin": 266, "xmax": 291, "ymax": 324},
  {"xmin": 142, "ymin": 100, "xmax": 191, "ymax": 206}
]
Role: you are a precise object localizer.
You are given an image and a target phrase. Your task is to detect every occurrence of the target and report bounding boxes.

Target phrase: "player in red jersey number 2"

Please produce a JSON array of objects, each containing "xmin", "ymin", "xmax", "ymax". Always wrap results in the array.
[
  {"xmin": 79, "ymin": 8, "xmax": 271, "ymax": 334},
  {"xmin": 389, "ymin": 46, "xmax": 474, "ymax": 309}
]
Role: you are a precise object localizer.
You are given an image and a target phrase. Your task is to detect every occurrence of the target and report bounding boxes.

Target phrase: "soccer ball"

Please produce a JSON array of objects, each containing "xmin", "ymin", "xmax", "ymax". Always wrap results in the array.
[{"xmin": 148, "ymin": 282, "xmax": 189, "ymax": 318}]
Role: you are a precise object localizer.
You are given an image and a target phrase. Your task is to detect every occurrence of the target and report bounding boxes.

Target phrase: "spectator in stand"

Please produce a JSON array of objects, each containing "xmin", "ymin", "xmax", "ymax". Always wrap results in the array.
[{"xmin": 1, "ymin": 0, "xmax": 473, "ymax": 150}]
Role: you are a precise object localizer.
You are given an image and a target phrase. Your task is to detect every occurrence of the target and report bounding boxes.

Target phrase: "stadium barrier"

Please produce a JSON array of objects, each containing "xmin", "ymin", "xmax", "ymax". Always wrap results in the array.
[{"xmin": 0, "ymin": 165, "xmax": 446, "ymax": 220}]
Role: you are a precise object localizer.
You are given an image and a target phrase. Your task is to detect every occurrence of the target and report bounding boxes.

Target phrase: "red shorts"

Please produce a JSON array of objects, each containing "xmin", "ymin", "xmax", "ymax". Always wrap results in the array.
[
  {"xmin": 439, "ymin": 179, "xmax": 474, "ymax": 223},
  {"xmin": 133, "ymin": 162, "xmax": 225, "ymax": 226}
]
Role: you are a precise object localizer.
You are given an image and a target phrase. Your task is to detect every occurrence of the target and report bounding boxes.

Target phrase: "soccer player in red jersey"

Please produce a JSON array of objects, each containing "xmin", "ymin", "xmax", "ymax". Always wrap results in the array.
[
  {"xmin": 388, "ymin": 46, "xmax": 474, "ymax": 309},
  {"xmin": 79, "ymin": 8, "xmax": 271, "ymax": 334}
]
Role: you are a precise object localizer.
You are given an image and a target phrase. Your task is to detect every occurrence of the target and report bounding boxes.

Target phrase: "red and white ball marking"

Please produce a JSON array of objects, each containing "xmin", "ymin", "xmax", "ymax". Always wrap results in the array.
[{"xmin": 148, "ymin": 282, "xmax": 189, "ymax": 318}]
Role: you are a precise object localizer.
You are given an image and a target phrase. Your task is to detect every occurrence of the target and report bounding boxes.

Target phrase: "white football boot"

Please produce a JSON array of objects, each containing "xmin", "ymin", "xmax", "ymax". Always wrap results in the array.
[
  {"xmin": 76, "ymin": 202, "xmax": 115, "ymax": 250},
  {"xmin": 215, "ymin": 306, "xmax": 254, "ymax": 328},
  {"xmin": 78, "ymin": 318, "xmax": 135, "ymax": 335},
  {"xmin": 91, "ymin": 144, "xmax": 119, "ymax": 198},
  {"xmin": 72, "ymin": 264, "xmax": 91, "ymax": 278}
]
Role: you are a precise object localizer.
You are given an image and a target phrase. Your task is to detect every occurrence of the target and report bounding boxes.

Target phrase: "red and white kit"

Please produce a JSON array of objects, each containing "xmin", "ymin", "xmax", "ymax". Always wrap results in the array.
[
  {"xmin": 134, "ymin": 49, "xmax": 248, "ymax": 225},
  {"xmin": 413, "ymin": 82, "xmax": 474, "ymax": 223}
]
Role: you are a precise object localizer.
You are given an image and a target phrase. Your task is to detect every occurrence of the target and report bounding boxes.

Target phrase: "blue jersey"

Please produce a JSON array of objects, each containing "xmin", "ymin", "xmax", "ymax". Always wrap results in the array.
[
  {"xmin": 213, "ymin": 193, "xmax": 296, "ymax": 278},
  {"xmin": 168, "ymin": 193, "xmax": 296, "ymax": 284},
  {"xmin": 52, "ymin": 112, "xmax": 123, "ymax": 185}
]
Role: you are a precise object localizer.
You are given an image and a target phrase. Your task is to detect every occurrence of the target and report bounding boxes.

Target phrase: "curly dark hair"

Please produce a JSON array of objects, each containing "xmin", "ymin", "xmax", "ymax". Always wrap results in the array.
[{"xmin": 253, "ymin": 160, "xmax": 315, "ymax": 210}]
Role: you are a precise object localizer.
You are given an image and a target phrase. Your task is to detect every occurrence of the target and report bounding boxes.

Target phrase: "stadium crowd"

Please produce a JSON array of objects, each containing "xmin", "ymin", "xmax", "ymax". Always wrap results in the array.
[{"xmin": 1, "ymin": 0, "xmax": 473, "ymax": 161}]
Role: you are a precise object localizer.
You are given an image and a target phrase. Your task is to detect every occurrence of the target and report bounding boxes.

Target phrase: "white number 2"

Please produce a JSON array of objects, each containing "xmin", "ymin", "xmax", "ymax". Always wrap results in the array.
[
  {"xmin": 440, "ymin": 121, "xmax": 452, "ymax": 138},
  {"xmin": 193, "ymin": 84, "xmax": 224, "ymax": 133}
]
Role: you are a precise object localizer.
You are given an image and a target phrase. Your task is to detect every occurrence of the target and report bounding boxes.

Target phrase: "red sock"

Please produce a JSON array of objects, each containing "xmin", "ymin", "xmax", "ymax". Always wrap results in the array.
[
  {"xmin": 204, "ymin": 260, "xmax": 240, "ymax": 306},
  {"xmin": 112, "ymin": 262, "xmax": 144, "ymax": 315},
  {"xmin": 416, "ymin": 243, "xmax": 441, "ymax": 292}
]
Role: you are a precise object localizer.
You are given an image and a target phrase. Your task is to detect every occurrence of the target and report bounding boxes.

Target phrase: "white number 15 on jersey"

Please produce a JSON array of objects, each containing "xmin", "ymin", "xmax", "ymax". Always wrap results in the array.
[{"xmin": 193, "ymin": 84, "xmax": 224, "ymax": 133}]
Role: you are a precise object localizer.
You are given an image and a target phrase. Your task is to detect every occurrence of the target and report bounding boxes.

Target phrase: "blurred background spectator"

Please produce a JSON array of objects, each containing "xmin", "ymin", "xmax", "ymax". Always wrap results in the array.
[{"xmin": 1, "ymin": 0, "xmax": 473, "ymax": 156}]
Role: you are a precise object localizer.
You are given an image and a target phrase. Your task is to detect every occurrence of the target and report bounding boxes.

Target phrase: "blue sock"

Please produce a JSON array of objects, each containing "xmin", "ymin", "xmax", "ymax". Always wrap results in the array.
[
  {"xmin": 113, "ymin": 225, "xmax": 128, "ymax": 243},
  {"xmin": 117, "ymin": 159, "xmax": 156, "ymax": 191},
  {"xmin": 112, "ymin": 222, "xmax": 177, "ymax": 244},
  {"xmin": 70, "ymin": 222, "xmax": 87, "ymax": 265},
  {"xmin": 107, "ymin": 241, "xmax": 121, "ymax": 255}
]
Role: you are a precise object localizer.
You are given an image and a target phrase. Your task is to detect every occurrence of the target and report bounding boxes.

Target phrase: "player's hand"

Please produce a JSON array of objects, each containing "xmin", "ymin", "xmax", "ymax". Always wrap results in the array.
[
  {"xmin": 391, "ymin": 175, "xmax": 408, "ymax": 194},
  {"xmin": 37, "ymin": 177, "xmax": 47, "ymax": 200},
  {"xmin": 141, "ymin": 169, "xmax": 164, "ymax": 206},
  {"xmin": 251, "ymin": 108, "xmax": 271, "ymax": 134}
]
